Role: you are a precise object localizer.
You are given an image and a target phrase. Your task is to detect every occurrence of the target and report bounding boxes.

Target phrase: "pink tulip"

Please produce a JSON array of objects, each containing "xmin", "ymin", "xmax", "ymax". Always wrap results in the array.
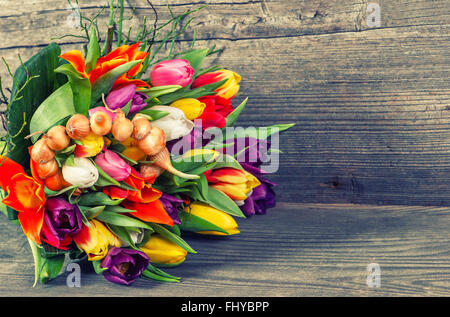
[
  {"xmin": 95, "ymin": 150, "xmax": 131, "ymax": 181},
  {"xmin": 150, "ymin": 59, "xmax": 194, "ymax": 87}
]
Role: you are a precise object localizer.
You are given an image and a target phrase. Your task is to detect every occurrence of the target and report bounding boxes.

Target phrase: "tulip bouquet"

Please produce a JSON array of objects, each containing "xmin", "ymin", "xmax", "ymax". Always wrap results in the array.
[{"xmin": 0, "ymin": 1, "xmax": 294, "ymax": 286}]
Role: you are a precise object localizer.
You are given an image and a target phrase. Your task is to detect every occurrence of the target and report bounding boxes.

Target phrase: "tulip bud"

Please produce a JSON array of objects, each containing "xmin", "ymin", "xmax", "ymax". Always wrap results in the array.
[
  {"xmin": 150, "ymin": 59, "xmax": 194, "ymax": 87},
  {"xmin": 105, "ymin": 84, "xmax": 149, "ymax": 115},
  {"xmin": 73, "ymin": 131, "xmax": 105, "ymax": 158},
  {"xmin": 140, "ymin": 234, "xmax": 187, "ymax": 267},
  {"xmin": 73, "ymin": 220, "xmax": 121, "ymax": 261},
  {"xmin": 150, "ymin": 106, "xmax": 194, "ymax": 141},
  {"xmin": 206, "ymin": 168, "xmax": 261, "ymax": 201},
  {"xmin": 62, "ymin": 157, "xmax": 99, "ymax": 188},
  {"xmin": 95, "ymin": 150, "xmax": 132, "ymax": 181},
  {"xmin": 170, "ymin": 98, "xmax": 206, "ymax": 120},
  {"xmin": 185, "ymin": 202, "xmax": 239, "ymax": 236},
  {"xmin": 192, "ymin": 69, "xmax": 241, "ymax": 100}
]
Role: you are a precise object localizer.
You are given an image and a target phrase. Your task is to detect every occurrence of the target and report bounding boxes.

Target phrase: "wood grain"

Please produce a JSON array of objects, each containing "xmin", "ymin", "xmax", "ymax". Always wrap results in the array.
[
  {"xmin": 0, "ymin": 0, "xmax": 449, "ymax": 206},
  {"xmin": 0, "ymin": 203, "xmax": 448, "ymax": 296}
]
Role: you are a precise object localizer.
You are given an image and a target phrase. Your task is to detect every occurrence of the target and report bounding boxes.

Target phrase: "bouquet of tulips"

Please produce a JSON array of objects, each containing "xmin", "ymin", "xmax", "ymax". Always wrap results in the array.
[{"xmin": 0, "ymin": 2, "xmax": 294, "ymax": 286}]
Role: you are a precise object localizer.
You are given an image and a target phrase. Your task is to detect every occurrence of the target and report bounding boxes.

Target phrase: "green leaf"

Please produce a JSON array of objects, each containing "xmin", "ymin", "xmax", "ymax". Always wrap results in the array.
[
  {"xmin": 148, "ymin": 224, "xmax": 196, "ymax": 254},
  {"xmin": 54, "ymin": 63, "xmax": 91, "ymax": 115},
  {"xmin": 212, "ymin": 154, "xmax": 243, "ymax": 171},
  {"xmin": 180, "ymin": 48, "xmax": 209, "ymax": 74},
  {"xmin": 91, "ymin": 60, "xmax": 143, "ymax": 104},
  {"xmin": 179, "ymin": 210, "xmax": 229, "ymax": 235},
  {"xmin": 142, "ymin": 269, "xmax": 180, "ymax": 283},
  {"xmin": 45, "ymin": 185, "xmax": 78, "ymax": 197},
  {"xmin": 78, "ymin": 192, "xmax": 124, "ymax": 206},
  {"xmin": 225, "ymin": 97, "xmax": 248, "ymax": 127},
  {"xmin": 27, "ymin": 238, "xmax": 43, "ymax": 287},
  {"xmin": 104, "ymin": 205, "xmax": 136, "ymax": 213},
  {"xmin": 122, "ymin": 99, "xmax": 133, "ymax": 116},
  {"xmin": 39, "ymin": 254, "xmax": 66, "ymax": 284},
  {"xmin": 95, "ymin": 211, "xmax": 153, "ymax": 230},
  {"xmin": 29, "ymin": 83, "xmax": 76, "ymax": 143},
  {"xmin": 79, "ymin": 205, "xmax": 105, "ymax": 219},
  {"xmin": 58, "ymin": 144, "xmax": 76, "ymax": 155},
  {"xmin": 7, "ymin": 42, "xmax": 64, "ymax": 167},
  {"xmin": 85, "ymin": 30, "xmax": 101, "ymax": 73},
  {"xmin": 139, "ymin": 85, "xmax": 182, "ymax": 99},
  {"xmin": 147, "ymin": 263, "xmax": 181, "ymax": 279},
  {"xmin": 138, "ymin": 108, "xmax": 169, "ymax": 121},
  {"xmin": 223, "ymin": 123, "xmax": 296, "ymax": 141},
  {"xmin": 171, "ymin": 153, "xmax": 215, "ymax": 172},
  {"xmin": 108, "ymin": 225, "xmax": 140, "ymax": 250},
  {"xmin": 92, "ymin": 260, "xmax": 108, "ymax": 274},
  {"xmin": 206, "ymin": 187, "xmax": 246, "ymax": 218}
]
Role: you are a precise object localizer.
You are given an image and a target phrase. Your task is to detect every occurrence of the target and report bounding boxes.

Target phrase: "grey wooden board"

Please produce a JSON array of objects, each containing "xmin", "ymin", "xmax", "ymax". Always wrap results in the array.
[
  {"xmin": 0, "ymin": 203, "xmax": 449, "ymax": 296},
  {"xmin": 0, "ymin": 0, "xmax": 449, "ymax": 205}
]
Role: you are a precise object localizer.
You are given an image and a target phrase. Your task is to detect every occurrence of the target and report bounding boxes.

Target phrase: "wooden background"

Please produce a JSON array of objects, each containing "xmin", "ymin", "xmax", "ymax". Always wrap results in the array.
[{"xmin": 0, "ymin": 0, "xmax": 449, "ymax": 297}]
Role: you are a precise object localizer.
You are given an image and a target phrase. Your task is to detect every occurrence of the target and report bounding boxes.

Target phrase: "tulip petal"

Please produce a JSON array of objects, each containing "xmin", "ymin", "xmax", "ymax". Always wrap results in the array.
[
  {"xmin": 59, "ymin": 50, "xmax": 87, "ymax": 77},
  {"xmin": 122, "ymin": 200, "xmax": 174, "ymax": 226},
  {"xmin": 0, "ymin": 155, "xmax": 25, "ymax": 190},
  {"xmin": 18, "ymin": 207, "xmax": 45, "ymax": 245},
  {"xmin": 206, "ymin": 168, "xmax": 247, "ymax": 184},
  {"xmin": 3, "ymin": 174, "xmax": 45, "ymax": 213}
]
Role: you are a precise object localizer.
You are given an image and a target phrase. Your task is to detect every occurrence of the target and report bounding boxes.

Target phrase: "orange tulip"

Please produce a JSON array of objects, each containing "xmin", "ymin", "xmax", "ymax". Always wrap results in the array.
[
  {"xmin": 0, "ymin": 155, "xmax": 45, "ymax": 244},
  {"xmin": 122, "ymin": 199, "xmax": 174, "ymax": 226},
  {"xmin": 103, "ymin": 168, "xmax": 161, "ymax": 203},
  {"xmin": 60, "ymin": 42, "xmax": 150, "ymax": 89}
]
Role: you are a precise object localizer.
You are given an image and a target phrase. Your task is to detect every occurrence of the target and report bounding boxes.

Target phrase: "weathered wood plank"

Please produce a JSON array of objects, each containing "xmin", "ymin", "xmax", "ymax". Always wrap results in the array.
[
  {"xmin": 0, "ymin": 203, "xmax": 448, "ymax": 296},
  {"xmin": 0, "ymin": 0, "xmax": 448, "ymax": 50},
  {"xmin": 0, "ymin": 1, "xmax": 449, "ymax": 205}
]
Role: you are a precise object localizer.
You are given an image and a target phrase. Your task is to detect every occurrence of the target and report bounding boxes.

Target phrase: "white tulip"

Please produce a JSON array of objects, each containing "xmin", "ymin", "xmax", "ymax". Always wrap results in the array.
[
  {"xmin": 62, "ymin": 157, "xmax": 99, "ymax": 188},
  {"xmin": 150, "ymin": 105, "xmax": 194, "ymax": 141}
]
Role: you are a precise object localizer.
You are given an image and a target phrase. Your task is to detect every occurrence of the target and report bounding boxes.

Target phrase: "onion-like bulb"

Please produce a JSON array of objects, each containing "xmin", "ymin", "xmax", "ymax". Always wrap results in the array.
[
  {"xmin": 66, "ymin": 114, "xmax": 90, "ymax": 140},
  {"xmin": 112, "ymin": 111, "xmax": 134, "ymax": 142},
  {"xmin": 45, "ymin": 125, "xmax": 71, "ymax": 151},
  {"xmin": 31, "ymin": 138, "xmax": 55, "ymax": 164},
  {"xmin": 148, "ymin": 147, "xmax": 199, "ymax": 180},
  {"xmin": 136, "ymin": 127, "xmax": 166, "ymax": 156},
  {"xmin": 90, "ymin": 111, "xmax": 112, "ymax": 136},
  {"xmin": 44, "ymin": 169, "xmax": 71, "ymax": 191},
  {"xmin": 140, "ymin": 164, "xmax": 164, "ymax": 179},
  {"xmin": 37, "ymin": 159, "xmax": 59, "ymax": 179},
  {"xmin": 132, "ymin": 115, "xmax": 152, "ymax": 141}
]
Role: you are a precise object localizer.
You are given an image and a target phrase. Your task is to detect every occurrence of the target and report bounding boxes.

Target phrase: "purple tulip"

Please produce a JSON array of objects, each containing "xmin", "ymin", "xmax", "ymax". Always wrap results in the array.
[
  {"xmin": 105, "ymin": 84, "xmax": 149, "ymax": 115},
  {"xmin": 101, "ymin": 247, "xmax": 150, "ymax": 285},
  {"xmin": 95, "ymin": 150, "xmax": 132, "ymax": 181},
  {"xmin": 160, "ymin": 194, "xmax": 183, "ymax": 225},
  {"xmin": 41, "ymin": 197, "xmax": 83, "ymax": 249},
  {"xmin": 150, "ymin": 59, "xmax": 194, "ymax": 87},
  {"xmin": 239, "ymin": 173, "xmax": 277, "ymax": 216},
  {"xmin": 228, "ymin": 137, "xmax": 277, "ymax": 217}
]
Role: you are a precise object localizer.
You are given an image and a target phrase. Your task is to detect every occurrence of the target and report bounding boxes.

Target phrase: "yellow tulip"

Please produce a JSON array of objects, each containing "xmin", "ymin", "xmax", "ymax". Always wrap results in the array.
[
  {"xmin": 73, "ymin": 219, "xmax": 121, "ymax": 261},
  {"xmin": 140, "ymin": 234, "xmax": 187, "ymax": 266},
  {"xmin": 187, "ymin": 202, "xmax": 239, "ymax": 236},
  {"xmin": 120, "ymin": 137, "xmax": 147, "ymax": 162},
  {"xmin": 74, "ymin": 131, "xmax": 104, "ymax": 158},
  {"xmin": 170, "ymin": 98, "xmax": 206, "ymax": 120}
]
